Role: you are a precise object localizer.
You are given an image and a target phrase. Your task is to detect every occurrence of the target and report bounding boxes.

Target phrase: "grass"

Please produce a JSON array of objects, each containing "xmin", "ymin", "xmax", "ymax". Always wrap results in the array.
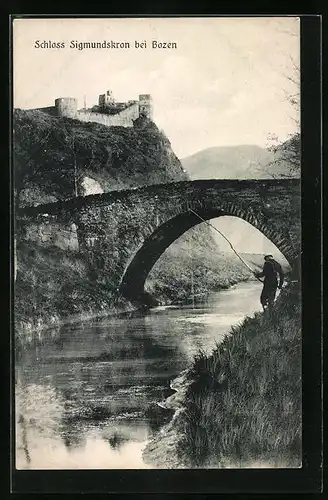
[
  {"xmin": 174, "ymin": 283, "xmax": 302, "ymax": 468},
  {"xmin": 14, "ymin": 241, "xmax": 118, "ymax": 345}
]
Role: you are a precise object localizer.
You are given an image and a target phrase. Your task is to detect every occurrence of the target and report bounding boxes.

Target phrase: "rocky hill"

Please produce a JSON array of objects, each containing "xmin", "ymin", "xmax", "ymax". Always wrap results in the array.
[{"xmin": 14, "ymin": 109, "xmax": 187, "ymax": 207}]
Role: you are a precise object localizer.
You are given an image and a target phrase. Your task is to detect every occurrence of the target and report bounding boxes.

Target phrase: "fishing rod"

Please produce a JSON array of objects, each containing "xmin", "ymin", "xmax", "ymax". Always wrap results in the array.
[{"xmin": 189, "ymin": 208, "xmax": 264, "ymax": 283}]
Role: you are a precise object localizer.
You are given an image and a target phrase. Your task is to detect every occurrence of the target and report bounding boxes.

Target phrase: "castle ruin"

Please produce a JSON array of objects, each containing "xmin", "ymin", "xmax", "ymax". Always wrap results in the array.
[{"xmin": 33, "ymin": 90, "xmax": 153, "ymax": 128}]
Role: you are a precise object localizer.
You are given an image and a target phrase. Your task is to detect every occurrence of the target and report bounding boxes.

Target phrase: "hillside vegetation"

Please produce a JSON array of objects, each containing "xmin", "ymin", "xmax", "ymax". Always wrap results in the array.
[{"xmin": 13, "ymin": 109, "xmax": 187, "ymax": 207}]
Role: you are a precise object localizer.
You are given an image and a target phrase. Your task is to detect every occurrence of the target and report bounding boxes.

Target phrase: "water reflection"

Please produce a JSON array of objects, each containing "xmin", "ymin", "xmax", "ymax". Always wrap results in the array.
[{"xmin": 16, "ymin": 281, "xmax": 263, "ymax": 469}]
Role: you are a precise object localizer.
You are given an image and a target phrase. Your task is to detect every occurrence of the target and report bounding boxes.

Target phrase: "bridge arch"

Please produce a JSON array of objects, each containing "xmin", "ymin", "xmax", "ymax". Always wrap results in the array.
[{"xmin": 118, "ymin": 200, "xmax": 297, "ymax": 302}]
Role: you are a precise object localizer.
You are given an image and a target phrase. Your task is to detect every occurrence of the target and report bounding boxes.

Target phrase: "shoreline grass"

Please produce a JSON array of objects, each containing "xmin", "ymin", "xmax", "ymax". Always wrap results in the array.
[{"xmin": 155, "ymin": 283, "xmax": 302, "ymax": 468}]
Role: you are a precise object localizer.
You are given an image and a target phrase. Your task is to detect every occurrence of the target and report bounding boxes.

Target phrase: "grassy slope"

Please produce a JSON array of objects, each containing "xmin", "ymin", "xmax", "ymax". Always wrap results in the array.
[
  {"xmin": 14, "ymin": 241, "xmax": 128, "ymax": 343},
  {"xmin": 160, "ymin": 283, "xmax": 302, "ymax": 468}
]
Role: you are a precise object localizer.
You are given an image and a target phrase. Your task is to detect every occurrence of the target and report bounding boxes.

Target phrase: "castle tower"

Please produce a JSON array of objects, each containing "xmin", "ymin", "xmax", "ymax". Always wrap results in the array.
[
  {"xmin": 138, "ymin": 94, "xmax": 153, "ymax": 119},
  {"xmin": 55, "ymin": 97, "xmax": 78, "ymax": 118},
  {"xmin": 99, "ymin": 90, "xmax": 115, "ymax": 107}
]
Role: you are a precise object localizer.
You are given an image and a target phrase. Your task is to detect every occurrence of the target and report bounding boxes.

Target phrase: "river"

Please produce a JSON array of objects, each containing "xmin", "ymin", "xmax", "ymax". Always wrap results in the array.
[{"xmin": 15, "ymin": 281, "xmax": 264, "ymax": 470}]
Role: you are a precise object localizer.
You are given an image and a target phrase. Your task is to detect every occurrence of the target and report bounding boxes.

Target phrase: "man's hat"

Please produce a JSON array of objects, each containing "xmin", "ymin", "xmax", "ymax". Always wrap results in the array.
[{"xmin": 264, "ymin": 254, "xmax": 274, "ymax": 259}]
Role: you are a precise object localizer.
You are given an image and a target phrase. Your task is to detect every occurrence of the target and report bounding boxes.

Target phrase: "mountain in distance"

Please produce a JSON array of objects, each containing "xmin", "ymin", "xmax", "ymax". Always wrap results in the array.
[
  {"xmin": 181, "ymin": 144, "xmax": 291, "ymax": 180},
  {"xmin": 180, "ymin": 145, "xmax": 296, "ymax": 260}
]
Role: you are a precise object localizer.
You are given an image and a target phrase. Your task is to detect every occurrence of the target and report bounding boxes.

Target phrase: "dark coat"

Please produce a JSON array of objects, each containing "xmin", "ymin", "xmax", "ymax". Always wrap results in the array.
[{"xmin": 258, "ymin": 259, "xmax": 284, "ymax": 288}]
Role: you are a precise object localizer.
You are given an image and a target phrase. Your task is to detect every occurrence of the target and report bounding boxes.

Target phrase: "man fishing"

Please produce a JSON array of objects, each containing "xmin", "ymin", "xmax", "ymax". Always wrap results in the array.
[
  {"xmin": 255, "ymin": 254, "xmax": 284, "ymax": 311},
  {"xmin": 188, "ymin": 209, "xmax": 285, "ymax": 312}
]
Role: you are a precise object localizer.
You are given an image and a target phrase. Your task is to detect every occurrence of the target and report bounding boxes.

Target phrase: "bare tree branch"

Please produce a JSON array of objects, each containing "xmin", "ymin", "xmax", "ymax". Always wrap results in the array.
[{"xmin": 267, "ymin": 56, "xmax": 300, "ymax": 178}]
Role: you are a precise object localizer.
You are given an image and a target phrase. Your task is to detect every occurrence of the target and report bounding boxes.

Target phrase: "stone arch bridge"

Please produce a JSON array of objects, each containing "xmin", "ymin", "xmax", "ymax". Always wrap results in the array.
[{"xmin": 18, "ymin": 179, "xmax": 301, "ymax": 303}]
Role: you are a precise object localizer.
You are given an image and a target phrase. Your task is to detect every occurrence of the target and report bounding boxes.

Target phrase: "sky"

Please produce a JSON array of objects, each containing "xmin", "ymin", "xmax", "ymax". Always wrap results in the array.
[
  {"xmin": 210, "ymin": 217, "xmax": 290, "ymax": 267},
  {"xmin": 13, "ymin": 17, "xmax": 300, "ymax": 159}
]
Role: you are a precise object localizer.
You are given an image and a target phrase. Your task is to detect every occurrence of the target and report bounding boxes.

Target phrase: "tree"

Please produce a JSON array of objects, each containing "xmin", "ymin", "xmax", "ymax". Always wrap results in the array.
[{"xmin": 267, "ymin": 42, "xmax": 300, "ymax": 178}]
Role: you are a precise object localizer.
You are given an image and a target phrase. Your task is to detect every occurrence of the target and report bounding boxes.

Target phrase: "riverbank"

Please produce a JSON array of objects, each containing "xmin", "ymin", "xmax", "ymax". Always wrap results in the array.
[{"xmin": 143, "ymin": 282, "xmax": 302, "ymax": 468}]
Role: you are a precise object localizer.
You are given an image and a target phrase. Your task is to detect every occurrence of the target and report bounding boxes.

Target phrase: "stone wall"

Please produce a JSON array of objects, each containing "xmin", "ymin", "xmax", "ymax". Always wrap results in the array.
[{"xmin": 76, "ymin": 102, "xmax": 139, "ymax": 127}]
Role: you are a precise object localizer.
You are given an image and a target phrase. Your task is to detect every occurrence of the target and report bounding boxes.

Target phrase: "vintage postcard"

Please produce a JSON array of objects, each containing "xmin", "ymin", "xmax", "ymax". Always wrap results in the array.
[{"xmin": 13, "ymin": 16, "xmax": 303, "ymax": 475}]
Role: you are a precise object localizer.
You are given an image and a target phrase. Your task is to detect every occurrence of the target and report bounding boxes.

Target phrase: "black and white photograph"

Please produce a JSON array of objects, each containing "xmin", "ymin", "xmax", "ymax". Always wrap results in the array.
[{"xmin": 13, "ymin": 16, "xmax": 302, "ymax": 471}]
